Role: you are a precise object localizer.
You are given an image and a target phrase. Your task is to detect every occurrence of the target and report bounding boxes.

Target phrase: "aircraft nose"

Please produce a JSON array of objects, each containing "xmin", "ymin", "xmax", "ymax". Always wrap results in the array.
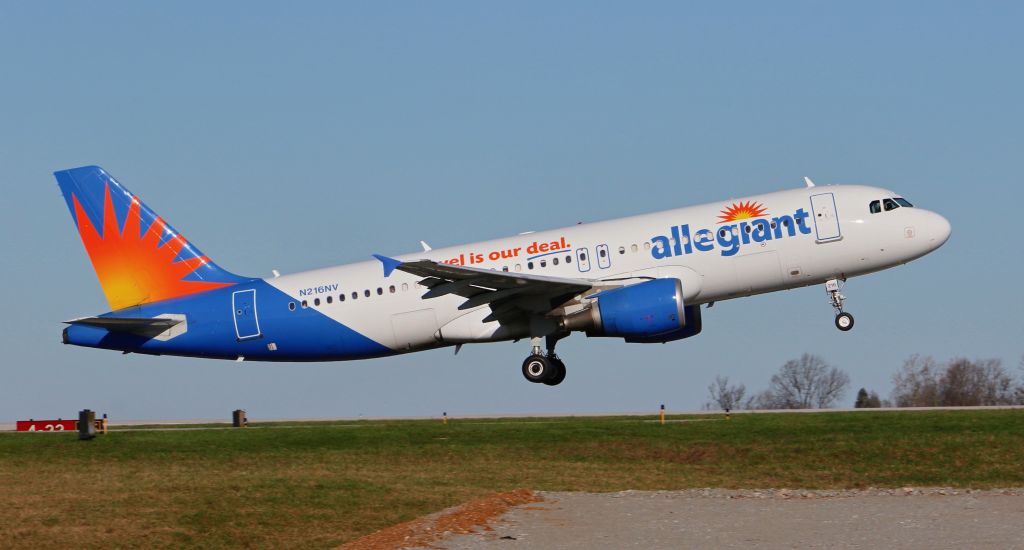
[{"xmin": 926, "ymin": 211, "xmax": 952, "ymax": 248}]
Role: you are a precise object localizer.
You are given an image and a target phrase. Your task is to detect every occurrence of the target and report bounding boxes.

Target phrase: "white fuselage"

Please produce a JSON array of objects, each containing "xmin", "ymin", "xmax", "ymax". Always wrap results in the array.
[{"xmin": 264, "ymin": 184, "xmax": 951, "ymax": 354}]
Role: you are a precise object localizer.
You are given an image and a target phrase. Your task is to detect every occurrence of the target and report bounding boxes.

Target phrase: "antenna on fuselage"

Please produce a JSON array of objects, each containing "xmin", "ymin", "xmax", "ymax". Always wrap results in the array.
[
  {"xmin": 420, "ymin": 240, "xmax": 432, "ymax": 252},
  {"xmin": 804, "ymin": 176, "xmax": 816, "ymax": 188}
]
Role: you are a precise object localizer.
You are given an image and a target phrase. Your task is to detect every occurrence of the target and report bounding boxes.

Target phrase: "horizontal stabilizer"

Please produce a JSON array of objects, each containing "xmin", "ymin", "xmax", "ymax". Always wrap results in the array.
[{"xmin": 64, "ymin": 316, "xmax": 183, "ymax": 338}]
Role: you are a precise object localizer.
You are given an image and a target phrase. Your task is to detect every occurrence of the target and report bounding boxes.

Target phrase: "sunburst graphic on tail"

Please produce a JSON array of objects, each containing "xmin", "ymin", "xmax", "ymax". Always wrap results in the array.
[
  {"xmin": 717, "ymin": 200, "xmax": 768, "ymax": 224},
  {"xmin": 71, "ymin": 184, "xmax": 231, "ymax": 310},
  {"xmin": 56, "ymin": 166, "xmax": 243, "ymax": 311}
]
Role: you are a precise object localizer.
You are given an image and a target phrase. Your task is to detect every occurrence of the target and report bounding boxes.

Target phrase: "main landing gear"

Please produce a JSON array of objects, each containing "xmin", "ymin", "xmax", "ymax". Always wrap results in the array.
[
  {"xmin": 522, "ymin": 335, "xmax": 567, "ymax": 386},
  {"xmin": 826, "ymin": 278, "xmax": 854, "ymax": 331}
]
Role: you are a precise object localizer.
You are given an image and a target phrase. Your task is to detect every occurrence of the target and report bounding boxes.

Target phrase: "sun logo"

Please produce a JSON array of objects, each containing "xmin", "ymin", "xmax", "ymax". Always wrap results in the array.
[
  {"xmin": 717, "ymin": 201, "xmax": 768, "ymax": 224},
  {"xmin": 71, "ymin": 182, "xmax": 233, "ymax": 310}
]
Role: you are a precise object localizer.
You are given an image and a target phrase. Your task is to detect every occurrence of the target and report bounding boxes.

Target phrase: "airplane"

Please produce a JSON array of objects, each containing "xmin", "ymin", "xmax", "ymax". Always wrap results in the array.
[{"xmin": 55, "ymin": 166, "xmax": 951, "ymax": 385}]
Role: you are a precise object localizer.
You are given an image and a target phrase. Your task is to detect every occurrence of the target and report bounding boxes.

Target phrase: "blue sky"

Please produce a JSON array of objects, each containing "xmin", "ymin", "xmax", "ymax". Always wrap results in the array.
[{"xmin": 1, "ymin": 2, "xmax": 1021, "ymax": 421}]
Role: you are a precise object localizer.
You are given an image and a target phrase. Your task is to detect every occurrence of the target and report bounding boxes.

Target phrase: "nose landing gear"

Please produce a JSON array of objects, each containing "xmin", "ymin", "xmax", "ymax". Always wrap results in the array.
[
  {"xmin": 521, "ymin": 335, "xmax": 568, "ymax": 386},
  {"xmin": 826, "ymin": 278, "xmax": 854, "ymax": 331}
]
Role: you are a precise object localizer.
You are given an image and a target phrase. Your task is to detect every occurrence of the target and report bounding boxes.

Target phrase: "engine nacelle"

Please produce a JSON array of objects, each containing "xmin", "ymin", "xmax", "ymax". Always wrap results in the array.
[{"xmin": 561, "ymin": 278, "xmax": 701, "ymax": 343}]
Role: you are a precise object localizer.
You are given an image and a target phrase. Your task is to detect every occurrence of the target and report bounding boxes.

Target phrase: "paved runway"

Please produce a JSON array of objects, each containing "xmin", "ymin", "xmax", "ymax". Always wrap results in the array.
[{"xmin": 436, "ymin": 488, "xmax": 1024, "ymax": 549}]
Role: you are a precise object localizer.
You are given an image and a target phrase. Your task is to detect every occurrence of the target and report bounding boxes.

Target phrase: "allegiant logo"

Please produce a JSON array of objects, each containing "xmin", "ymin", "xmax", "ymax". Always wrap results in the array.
[{"xmin": 651, "ymin": 202, "xmax": 813, "ymax": 258}]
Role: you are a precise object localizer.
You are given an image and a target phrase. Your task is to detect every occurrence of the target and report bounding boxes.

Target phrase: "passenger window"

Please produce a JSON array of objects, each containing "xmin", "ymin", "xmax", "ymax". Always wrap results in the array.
[
  {"xmin": 515, "ymin": 264, "xmax": 522, "ymax": 272},
  {"xmin": 301, "ymin": 300, "xmax": 308, "ymax": 308},
  {"xmin": 643, "ymin": 242, "xmax": 651, "ymax": 250},
  {"xmin": 288, "ymin": 302, "xmax": 296, "ymax": 311},
  {"xmin": 502, "ymin": 266, "xmax": 509, "ymax": 272},
  {"xmin": 869, "ymin": 200, "xmax": 881, "ymax": 214},
  {"xmin": 339, "ymin": 294, "xmax": 346, "ymax": 302},
  {"xmin": 528, "ymin": 262, "xmax": 534, "ymax": 270},
  {"xmin": 631, "ymin": 244, "xmax": 638, "ymax": 253},
  {"xmin": 326, "ymin": 296, "xmax": 333, "ymax": 304},
  {"xmin": 599, "ymin": 249, "xmax": 607, "ymax": 258},
  {"xmin": 314, "ymin": 298, "xmax": 321, "ymax": 306},
  {"xmin": 540, "ymin": 259, "xmax": 547, "ymax": 268},
  {"xmin": 552, "ymin": 257, "xmax": 559, "ymax": 266},
  {"xmin": 618, "ymin": 246, "xmax": 626, "ymax": 255},
  {"xmin": 364, "ymin": 289, "xmax": 371, "ymax": 297},
  {"xmin": 565, "ymin": 255, "xmax": 572, "ymax": 263},
  {"xmin": 389, "ymin": 285, "xmax": 396, "ymax": 293},
  {"xmin": 401, "ymin": 283, "xmax": 409, "ymax": 291},
  {"xmin": 351, "ymin": 292, "xmax": 358, "ymax": 300},
  {"xmin": 377, "ymin": 287, "xmax": 383, "ymax": 295},
  {"xmin": 883, "ymin": 198, "xmax": 899, "ymax": 211}
]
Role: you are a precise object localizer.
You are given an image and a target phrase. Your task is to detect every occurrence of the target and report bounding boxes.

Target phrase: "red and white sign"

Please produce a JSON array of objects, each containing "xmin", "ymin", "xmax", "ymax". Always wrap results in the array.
[{"xmin": 16, "ymin": 420, "xmax": 78, "ymax": 432}]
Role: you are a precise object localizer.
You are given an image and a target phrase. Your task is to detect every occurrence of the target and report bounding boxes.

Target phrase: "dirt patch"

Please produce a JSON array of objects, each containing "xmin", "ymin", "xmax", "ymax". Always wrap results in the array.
[{"xmin": 338, "ymin": 488, "xmax": 541, "ymax": 550}]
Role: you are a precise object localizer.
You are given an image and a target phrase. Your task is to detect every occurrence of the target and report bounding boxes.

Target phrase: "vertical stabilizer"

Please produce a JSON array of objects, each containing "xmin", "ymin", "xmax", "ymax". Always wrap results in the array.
[{"xmin": 54, "ymin": 165, "xmax": 247, "ymax": 310}]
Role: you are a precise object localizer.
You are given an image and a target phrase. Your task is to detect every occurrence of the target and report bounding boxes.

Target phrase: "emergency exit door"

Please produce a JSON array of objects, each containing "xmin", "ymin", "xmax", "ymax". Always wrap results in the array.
[{"xmin": 809, "ymin": 193, "xmax": 842, "ymax": 242}]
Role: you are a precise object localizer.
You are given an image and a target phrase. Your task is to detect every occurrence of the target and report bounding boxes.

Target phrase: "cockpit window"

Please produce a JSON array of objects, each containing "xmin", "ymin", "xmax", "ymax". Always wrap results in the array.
[
  {"xmin": 894, "ymin": 197, "xmax": 913, "ymax": 207},
  {"xmin": 883, "ymin": 198, "xmax": 899, "ymax": 211},
  {"xmin": 869, "ymin": 200, "xmax": 881, "ymax": 214}
]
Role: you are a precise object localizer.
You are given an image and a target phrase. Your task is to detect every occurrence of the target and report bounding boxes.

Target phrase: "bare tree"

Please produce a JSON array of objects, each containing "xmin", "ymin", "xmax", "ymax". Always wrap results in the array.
[
  {"xmin": 891, "ymin": 355, "xmax": 941, "ymax": 407},
  {"xmin": 745, "ymin": 389, "xmax": 781, "ymax": 410},
  {"xmin": 892, "ymin": 355, "xmax": 1019, "ymax": 407},
  {"xmin": 748, "ymin": 354, "xmax": 850, "ymax": 409},
  {"xmin": 706, "ymin": 375, "xmax": 746, "ymax": 411}
]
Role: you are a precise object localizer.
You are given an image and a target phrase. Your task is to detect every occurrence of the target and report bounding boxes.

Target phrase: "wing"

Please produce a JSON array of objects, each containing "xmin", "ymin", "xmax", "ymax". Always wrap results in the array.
[{"xmin": 374, "ymin": 255, "xmax": 593, "ymax": 323}]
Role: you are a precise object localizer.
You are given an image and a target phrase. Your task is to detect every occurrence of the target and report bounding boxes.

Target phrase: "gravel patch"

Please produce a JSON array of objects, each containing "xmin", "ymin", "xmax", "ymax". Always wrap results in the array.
[{"xmin": 435, "ymin": 488, "xmax": 1024, "ymax": 549}]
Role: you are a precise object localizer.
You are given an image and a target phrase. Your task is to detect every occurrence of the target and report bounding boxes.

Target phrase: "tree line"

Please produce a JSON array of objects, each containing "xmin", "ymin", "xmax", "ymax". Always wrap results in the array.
[{"xmin": 706, "ymin": 353, "xmax": 1024, "ymax": 410}]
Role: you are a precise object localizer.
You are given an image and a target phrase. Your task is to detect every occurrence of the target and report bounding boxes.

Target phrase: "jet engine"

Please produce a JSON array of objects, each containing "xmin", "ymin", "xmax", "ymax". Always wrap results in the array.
[{"xmin": 560, "ymin": 278, "xmax": 702, "ymax": 343}]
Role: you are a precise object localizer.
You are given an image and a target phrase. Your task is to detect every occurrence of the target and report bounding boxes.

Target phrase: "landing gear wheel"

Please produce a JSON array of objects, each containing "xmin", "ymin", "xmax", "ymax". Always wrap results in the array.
[
  {"xmin": 543, "ymin": 357, "xmax": 566, "ymax": 386},
  {"xmin": 835, "ymin": 312, "xmax": 854, "ymax": 331},
  {"xmin": 522, "ymin": 355, "xmax": 553, "ymax": 383}
]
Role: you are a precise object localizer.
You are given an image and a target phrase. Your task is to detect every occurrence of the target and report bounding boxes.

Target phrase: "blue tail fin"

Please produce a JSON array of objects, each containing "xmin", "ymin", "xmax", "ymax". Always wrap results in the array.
[{"xmin": 54, "ymin": 165, "xmax": 247, "ymax": 310}]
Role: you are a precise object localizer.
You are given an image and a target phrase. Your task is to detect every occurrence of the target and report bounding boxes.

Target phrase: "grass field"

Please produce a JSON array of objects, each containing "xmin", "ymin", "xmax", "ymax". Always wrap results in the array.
[{"xmin": 1, "ymin": 409, "xmax": 1022, "ymax": 548}]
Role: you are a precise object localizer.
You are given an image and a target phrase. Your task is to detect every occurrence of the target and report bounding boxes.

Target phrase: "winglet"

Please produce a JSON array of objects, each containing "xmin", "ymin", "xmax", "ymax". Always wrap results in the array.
[
  {"xmin": 372, "ymin": 254, "xmax": 402, "ymax": 277},
  {"xmin": 804, "ymin": 176, "xmax": 816, "ymax": 188}
]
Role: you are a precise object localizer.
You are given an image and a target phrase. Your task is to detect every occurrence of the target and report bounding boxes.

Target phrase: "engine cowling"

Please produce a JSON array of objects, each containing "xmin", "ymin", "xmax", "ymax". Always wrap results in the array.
[{"xmin": 561, "ymin": 278, "xmax": 702, "ymax": 343}]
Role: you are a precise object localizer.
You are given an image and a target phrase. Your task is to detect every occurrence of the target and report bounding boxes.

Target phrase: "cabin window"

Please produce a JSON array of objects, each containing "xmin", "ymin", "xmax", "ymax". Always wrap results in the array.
[
  {"xmin": 339, "ymin": 294, "xmax": 346, "ymax": 302},
  {"xmin": 502, "ymin": 266, "xmax": 509, "ymax": 271},
  {"xmin": 301, "ymin": 300, "xmax": 308, "ymax": 308},
  {"xmin": 515, "ymin": 264, "xmax": 522, "ymax": 272},
  {"xmin": 377, "ymin": 287, "xmax": 383, "ymax": 295},
  {"xmin": 566, "ymin": 255, "xmax": 572, "ymax": 263},
  {"xmin": 401, "ymin": 283, "xmax": 409, "ymax": 291},
  {"xmin": 579, "ymin": 252, "xmax": 587, "ymax": 262},
  {"xmin": 314, "ymin": 298, "xmax": 321, "ymax": 306},
  {"xmin": 326, "ymin": 296, "xmax": 333, "ymax": 304},
  {"xmin": 288, "ymin": 302, "xmax": 296, "ymax": 311},
  {"xmin": 389, "ymin": 285, "xmax": 396, "ymax": 293},
  {"xmin": 618, "ymin": 246, "xmax": 625, "ymax": 254},
  {"xmin": 364, "ymin": 289, "xmax": 371, "ymax": 297},
  {"xmin": 528, "ymin": 261, "xmax": 534, "ymax": 270},
  {"xmin": 599, "ymin": 248, "xmax": 607, "ymax": 258},
  {"xmin": 631, "ymin": 244, "xmax": 638, "ymax": 253},
  {"xmin": 883, "ymin": 198, "xmax": 899, "ymax": 211},
  {"xmin": 643, "ymin": 242, "xmax": 651, "ymax": 250},
  {"xmin": 351, "ymin": 292, "xmax": 358, "ymax": 300},
  {"xmin": 540, "ymin": 259, "xmax": 547, "ymax": 268},
  {"xmin": 552, "ymin": 257, "xmax": 559, "ymax": 266}
]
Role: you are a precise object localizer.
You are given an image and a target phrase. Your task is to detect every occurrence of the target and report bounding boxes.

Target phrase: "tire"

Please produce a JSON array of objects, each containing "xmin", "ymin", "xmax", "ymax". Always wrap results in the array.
[
  {"xmin": 543, "ymin": 358, "xmax": 567, "ymax": 386},
  {"xmin": 522, "ymin": 355, "xmax": 551, "ymax": 383},
  {"xmin": 835, "ymin": 312, "xmax": 854, "ymax": 331}
]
